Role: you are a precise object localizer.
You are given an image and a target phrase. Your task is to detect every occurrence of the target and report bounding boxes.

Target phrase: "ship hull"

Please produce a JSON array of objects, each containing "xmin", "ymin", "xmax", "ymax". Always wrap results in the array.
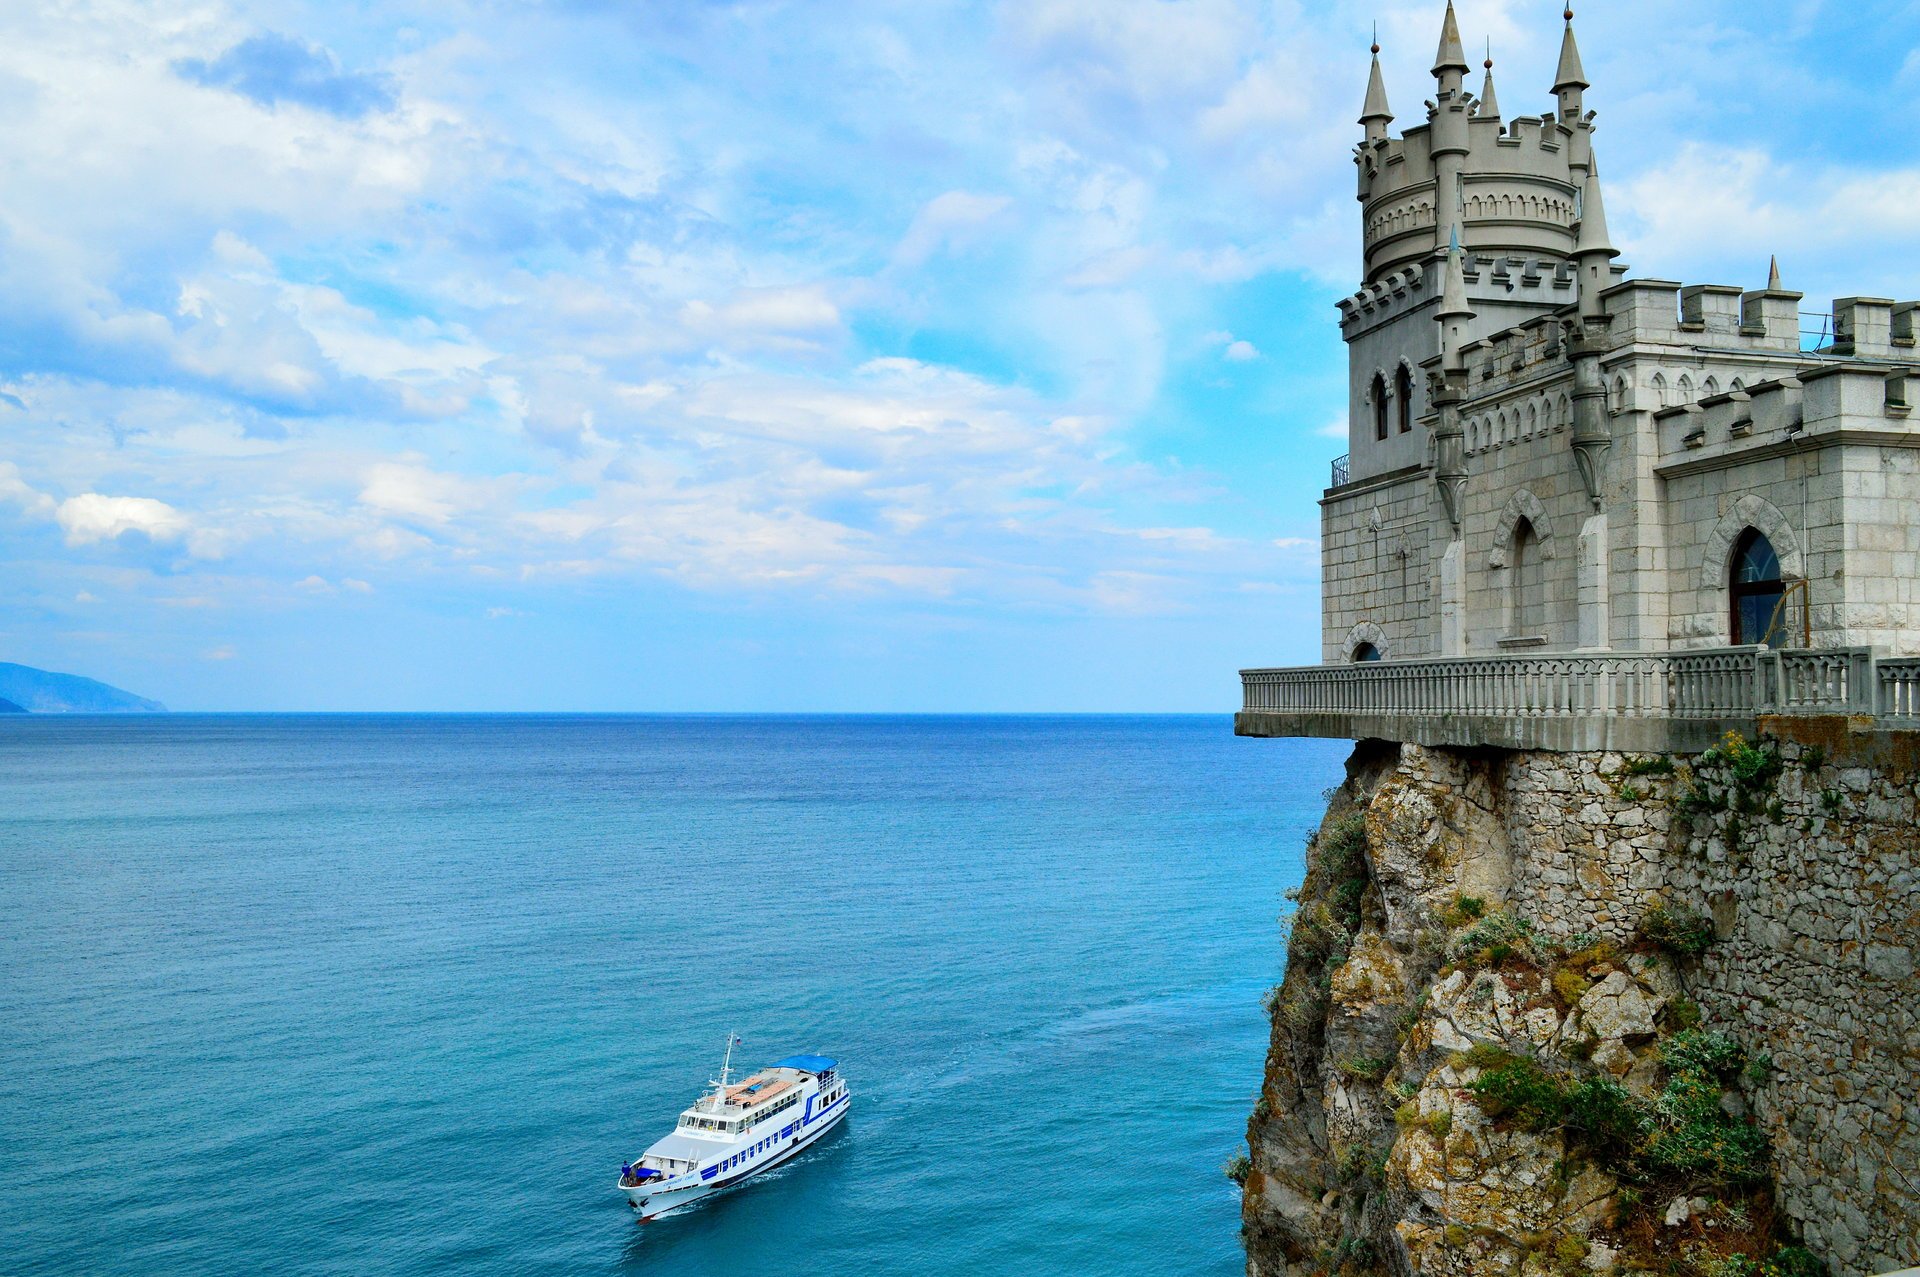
[{"xmin": 623, "ymin": 1092, "xmax": 850, "ymax": 1221}]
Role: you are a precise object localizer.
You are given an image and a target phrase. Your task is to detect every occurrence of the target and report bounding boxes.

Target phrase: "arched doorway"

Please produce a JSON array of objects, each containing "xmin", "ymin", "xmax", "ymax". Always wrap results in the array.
[
  {"xmin": 1730, "ymin": 529, "xmax": 1786, "ymax": 647},
  {"xmin": 1351, "ymin": 643, "xmax": 1382, "ymax": 663}
]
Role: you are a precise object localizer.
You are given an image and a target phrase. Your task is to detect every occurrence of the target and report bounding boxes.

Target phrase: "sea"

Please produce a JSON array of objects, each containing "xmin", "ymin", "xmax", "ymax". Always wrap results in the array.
[{"xmin": 1, "ymin": 714, "xmax": 1347, "ymax": 1277}]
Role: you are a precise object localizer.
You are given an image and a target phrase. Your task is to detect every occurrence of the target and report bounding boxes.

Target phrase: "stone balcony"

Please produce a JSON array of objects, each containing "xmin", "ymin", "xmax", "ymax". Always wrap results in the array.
[{"xmin": 1238, "ymin": 646, "xmax": 1920, "ymax": 752}]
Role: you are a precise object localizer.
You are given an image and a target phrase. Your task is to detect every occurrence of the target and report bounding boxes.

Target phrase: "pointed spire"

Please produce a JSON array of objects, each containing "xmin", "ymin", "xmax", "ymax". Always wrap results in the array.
[
  {"xmin": 1477, "ymin": 43, "xmax": 1501, "ymax": 118},
  {"xmin": 1768, "ymin": 256, "xmax": 1783, "ymax": 291},
  {"xmin": 1554, "ymin": 6, "xmax": 1589, "ymax": 92},
  {"xmin": 1360, "ymin": 32, "xmax": 1393, "ymax": 128},
  {"xmin": 1438, "ymin": 226, "xmax": 1473, "ymax": 320},
  {"xmin": 1433, "ymin": 1, "xmax": 1469, "ymax": 76},
  {"xmin": 1574, "ymin": 157, "xmax": 1616, "ymax": 258}
]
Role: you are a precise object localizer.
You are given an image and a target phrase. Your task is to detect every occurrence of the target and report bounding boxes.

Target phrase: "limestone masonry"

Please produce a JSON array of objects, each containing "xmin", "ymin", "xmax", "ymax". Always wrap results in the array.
[
  {"xmin": 1328, "ymin": 7, "xmax": 1920, "ymax": 664},
  {"xmin": 1241, "ymin": 731, "xmax": 1919, "ymax": 1277},
  {"xmin": 1235, "ymin": 6, "xmax": 1920, "ymax": 1277}
]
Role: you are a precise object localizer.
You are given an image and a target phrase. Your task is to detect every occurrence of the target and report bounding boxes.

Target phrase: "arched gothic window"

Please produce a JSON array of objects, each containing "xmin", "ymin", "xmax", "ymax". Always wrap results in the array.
[
  {"xmin": 1352, "ymin": 642, "xmax": 1382, "ymax": 663},
  {"xmin": 1372, "ymin": 373, "xmax": 1389, "ymax": 442},
  {"xmin": 1510, "ymin": 517, "xmax": 1542, "ymax": 636},
  {"xmin": 1730, "ymin": 529, "xmax": 1787, "ymax": 648},
  {"xmin": 1396, "ymin": 365, "xmax": 1415, "ymax": 434}
]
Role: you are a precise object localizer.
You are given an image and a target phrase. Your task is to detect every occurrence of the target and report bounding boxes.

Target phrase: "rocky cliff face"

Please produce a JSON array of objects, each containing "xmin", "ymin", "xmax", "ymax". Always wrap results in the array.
[{"xmin": 1240, "ymin": 734, "xmax": 1920, "ymax": 1277}]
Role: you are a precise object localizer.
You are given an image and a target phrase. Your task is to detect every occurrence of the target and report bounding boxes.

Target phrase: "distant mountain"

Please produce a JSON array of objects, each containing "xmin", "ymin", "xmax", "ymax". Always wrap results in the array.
[
  {"xmin": 0, "ymin": 663, "xmax": 166, "ymax": 713},
  {"xmin": 0, "ymin": 697, "xmax": 23, "ymax": 713}
]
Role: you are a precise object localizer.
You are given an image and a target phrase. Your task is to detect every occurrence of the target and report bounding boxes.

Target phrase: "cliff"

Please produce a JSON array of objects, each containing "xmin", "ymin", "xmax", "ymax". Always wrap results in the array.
[
  {"xmin": 0, "ymin": 662, "xmax": 165, "ymax": 713},
  {"xmin": 1241, "ymin": 734, "xmax": 1919, "ymax": 1277}
]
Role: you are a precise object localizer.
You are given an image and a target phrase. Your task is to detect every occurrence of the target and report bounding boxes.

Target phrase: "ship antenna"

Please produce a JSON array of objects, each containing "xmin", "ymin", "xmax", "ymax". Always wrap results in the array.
[{"xmin": 712, "ymin": 1029, "xmax": 739, "ymax": 1112}]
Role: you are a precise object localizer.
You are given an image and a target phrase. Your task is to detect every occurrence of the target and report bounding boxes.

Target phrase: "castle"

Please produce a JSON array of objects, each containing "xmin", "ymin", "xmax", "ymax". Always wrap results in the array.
[
  {"xmin": 1239, "ymin": 3, "xmax": 1920, "ymax": 752},
  {"xmin": 1236, "ymin": 12, "xmax": 1920, "ymax": 1274}
]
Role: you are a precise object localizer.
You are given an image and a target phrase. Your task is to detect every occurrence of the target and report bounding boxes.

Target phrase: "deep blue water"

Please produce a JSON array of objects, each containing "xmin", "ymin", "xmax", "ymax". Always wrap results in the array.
[{"xmin": 1, "ymin": 715, "xmax": 1345, "ymax": 1276}]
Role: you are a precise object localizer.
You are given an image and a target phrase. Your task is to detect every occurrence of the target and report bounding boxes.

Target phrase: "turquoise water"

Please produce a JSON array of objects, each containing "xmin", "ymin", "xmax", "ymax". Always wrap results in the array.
[{"xmin": 1, "ymin": 715, "xmax": 1344, "ymax": 1276}]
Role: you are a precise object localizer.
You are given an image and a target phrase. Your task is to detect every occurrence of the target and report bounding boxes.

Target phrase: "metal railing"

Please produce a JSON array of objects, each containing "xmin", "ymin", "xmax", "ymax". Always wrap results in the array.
[
  {"xmin": 1800, "ymin": 310, "xmax": 1834, "ymax": 352},
  {"xmin": 1243, "ymin": 646, "xmax": 1914, "ymax": 725},
  {"xmin": 1330, "ymin": 454, "xmax": 1351, "ymax": 487}
]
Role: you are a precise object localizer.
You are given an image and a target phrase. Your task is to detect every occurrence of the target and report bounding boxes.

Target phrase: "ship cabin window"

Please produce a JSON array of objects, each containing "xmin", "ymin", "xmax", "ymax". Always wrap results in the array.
[
  {"xmin": 1395, "ymin": 364, "xmax": 1414, "ymax": 433},
  {"xmin": 1351, "ymin": 643, "xmax": 1381, "ymax": 663},
  {"xmin": 1372, "ymin": 373, "xmax": 1389, "ymax": 441},
  {"xmin": 1730, "ymin": 529, "xmax": 1788, "ymax": 647}
]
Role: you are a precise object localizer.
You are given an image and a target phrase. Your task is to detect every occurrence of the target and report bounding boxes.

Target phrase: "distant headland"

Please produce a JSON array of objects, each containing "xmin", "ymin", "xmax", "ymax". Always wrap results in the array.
[{"xmin": 0, "ymin": 663, "xmax": 166, "ymax": 713}]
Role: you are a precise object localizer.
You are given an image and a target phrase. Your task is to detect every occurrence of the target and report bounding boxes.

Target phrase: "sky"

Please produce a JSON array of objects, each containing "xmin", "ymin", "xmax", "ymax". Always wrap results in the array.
[{"xmin": 5, "ymin": 0, "xmax": 1920, "ymax": 711}]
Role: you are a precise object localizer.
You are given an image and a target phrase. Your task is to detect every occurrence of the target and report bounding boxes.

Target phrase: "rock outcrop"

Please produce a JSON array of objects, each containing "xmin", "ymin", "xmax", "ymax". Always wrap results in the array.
[{"xmin": 1241, "ymin": 735, "xmax": 1920, "ymax": 1277}]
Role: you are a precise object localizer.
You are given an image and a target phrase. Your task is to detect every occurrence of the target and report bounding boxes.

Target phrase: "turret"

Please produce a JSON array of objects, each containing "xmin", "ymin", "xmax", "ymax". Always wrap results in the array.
[
  {"xmin": 1432, "ymin": 1, "xmax": 1469, "ymax": 95},
  {"xmin": 1476, "ymin": 49, "xmax": 1501, "ymax": 121},
  {"xmin": 1360, "ymin": 38, "xmax": 1393, "ymax": 144},
  {"xmin": 1436, "ymin": 226, "xmax": 1474, "ymax": 369},
  {"xmin": 1428, "ymin": 2, "xmax": 1472, "ymax": 250},
  {"xmin": 1432, "ymin": 227, "xmax": 1473, "ymax": 533},
  {"xmin": 1553, "ymin": 7, "xmax": 1588, "ymax": 124},
  {"xmin": 1573, "ymin": 157, "xmax": 1618, "ymax": 320}
]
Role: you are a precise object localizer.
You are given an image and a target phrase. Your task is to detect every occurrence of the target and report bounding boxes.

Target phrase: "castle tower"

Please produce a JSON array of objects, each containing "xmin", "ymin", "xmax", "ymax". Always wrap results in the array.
[{"xmin": 1342, "ymin": 4, "xmax": 1622, "ymax": 486}]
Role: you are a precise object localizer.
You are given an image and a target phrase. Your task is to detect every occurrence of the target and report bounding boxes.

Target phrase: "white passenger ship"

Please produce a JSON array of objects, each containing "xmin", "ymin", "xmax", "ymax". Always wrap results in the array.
[{"xmin": 617, "ymin": 1036, "xmax": 849, "ymax": 1220}]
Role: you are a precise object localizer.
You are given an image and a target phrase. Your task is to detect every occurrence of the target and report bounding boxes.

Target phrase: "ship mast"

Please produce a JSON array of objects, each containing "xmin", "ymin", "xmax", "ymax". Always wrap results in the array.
[{"xmin": 709, "ymin": 1029, "xmax": 739, "ymax": 1114}]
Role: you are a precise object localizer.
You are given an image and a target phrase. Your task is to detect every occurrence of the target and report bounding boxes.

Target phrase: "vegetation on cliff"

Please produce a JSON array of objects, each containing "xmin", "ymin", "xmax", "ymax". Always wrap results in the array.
[{"xmin": 1239, "ymin": 741, "xmax": 1843, "ymax": 1277}]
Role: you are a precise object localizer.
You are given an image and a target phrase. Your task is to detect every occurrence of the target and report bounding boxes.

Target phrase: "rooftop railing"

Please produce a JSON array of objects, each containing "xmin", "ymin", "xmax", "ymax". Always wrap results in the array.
[
  {"xmin": 1331, "ymin": 454, "xmax": 1351, "ymax": 488},
  {"xmin": 1239, "ymin": 646, "xmax": 1913, "ymax": 750}
]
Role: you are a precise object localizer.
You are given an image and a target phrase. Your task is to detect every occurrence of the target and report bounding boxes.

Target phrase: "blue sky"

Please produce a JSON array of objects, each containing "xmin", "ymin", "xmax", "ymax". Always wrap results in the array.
[{"xmin": 5, "ymin": 0, "xmax": 1920, "ymax": 711}]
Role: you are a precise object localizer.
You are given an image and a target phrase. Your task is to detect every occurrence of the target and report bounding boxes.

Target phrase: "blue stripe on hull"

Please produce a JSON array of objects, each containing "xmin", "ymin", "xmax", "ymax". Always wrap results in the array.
[{"xmin": 634, "ymin": 1099, "xmax": 849, "ymax": 1220}]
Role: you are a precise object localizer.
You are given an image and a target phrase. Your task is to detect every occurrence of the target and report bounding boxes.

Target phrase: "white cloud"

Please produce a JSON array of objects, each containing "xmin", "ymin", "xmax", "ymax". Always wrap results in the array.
[
  {"xmin": 203, "ymin": 645, "xmax": 237, "ymax": 661},
  {"xmin": 55, "ymin": 493, "xmax": 190, "ymax": 546},
  {"xmin": 893, "ymin": 191, "xmax": 1014, "ymax": 267},
  {"xmin": 0, "ymin": 462, "xmax": 55, "ymax": 517},
  {"xmin": 1222, "ymin": 340, "xmax": 1258, "ymax": 362}
]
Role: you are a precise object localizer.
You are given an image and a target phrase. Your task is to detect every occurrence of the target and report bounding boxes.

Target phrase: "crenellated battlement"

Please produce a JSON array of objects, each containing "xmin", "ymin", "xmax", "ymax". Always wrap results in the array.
[{"xmin": 1356, "ymin": 38, "xmax": 1593, "ymax": 286}]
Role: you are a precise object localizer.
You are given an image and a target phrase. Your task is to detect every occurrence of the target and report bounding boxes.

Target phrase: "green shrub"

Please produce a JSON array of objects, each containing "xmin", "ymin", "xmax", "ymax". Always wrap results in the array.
[
  {"xmin": 1623, "ymin": 755, "xmax": 1676, "ymax": 777},
  {"xmin": 1316, "ymin": 812, "xmax": 1368, "ymax": 879},
  {"xmin": 1643, "ymin": 1031, "xmax": 1769, "ymax": 1184},
  {"xmin": 1223, "ymin": 1153, "xmax": 1251, "ymax": 1186},
  {"xmin": 1552, "ymin": 967, "xmax": 1593, "ymax": 1007},
  {"xmin": 1702, "ymin": 732, "xmax": 1783, "ymax": 790},
  {"xmin": 1467, "ymin": 1055, "xmax": 1639, "ymax": 1161},
  {"xmin": 1455, "ymin": 910, "xmax": 1541, "ymax": 966},
  {"xmin": 1465, "ymin": 1034, "xmax": 1772, "ymax": 1189},
  {"xmin": 1641, "ymin": 901, "xmax": 1718, "ymax": 956},
  {"xmin": 1337, "ymin": 1055, "xmax": 1391, "ymax": 1083}
]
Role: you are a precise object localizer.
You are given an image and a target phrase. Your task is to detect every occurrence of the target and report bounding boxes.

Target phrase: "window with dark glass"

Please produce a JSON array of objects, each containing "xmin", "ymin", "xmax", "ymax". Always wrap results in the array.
[
  {"xmin": 1730, "ymin": 529, "xmax": 1787, "ymax": 647},
  {"xmin": 1372, "ymin": 373, "xmax": 1389, "ymax": 441},
  {"xmin": 1352, "ymin": 643, "xmax": 1381, "ymax": 663},
  {"xmin": 1396, "ymin": 365, "xmax": 1414, "ymax": 433},
  {"xmin": 1510, "ymin": 518, "xmax": 1541, "ymax": 635}
]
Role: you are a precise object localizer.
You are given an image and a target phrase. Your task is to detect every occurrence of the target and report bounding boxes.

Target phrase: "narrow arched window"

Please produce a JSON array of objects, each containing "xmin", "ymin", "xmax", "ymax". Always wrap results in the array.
[
  {"xmin": 1396, "ymin": 365, "xmax": 1414, "ymax": 433},
  {"xmin": 1730, "ymin": 529, "xmax": 1787, "ymax": 647},
  {"xmin": 1510, "ymin": 517, "xmax": 1541, "ymax": 636},
  {"xmin": 1352, "ymin": 642, "xmax": 1382, "ymax": 663},
  {"xmin": 1372, "ymin": 373, "xmax": 1389, "ymax": 441}
]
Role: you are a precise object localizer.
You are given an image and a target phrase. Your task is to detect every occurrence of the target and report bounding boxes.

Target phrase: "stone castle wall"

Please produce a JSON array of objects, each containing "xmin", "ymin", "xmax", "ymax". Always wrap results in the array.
[{"xmin": 1241, "ymin": 732, "xmax": 1920, "ymax": 1277}]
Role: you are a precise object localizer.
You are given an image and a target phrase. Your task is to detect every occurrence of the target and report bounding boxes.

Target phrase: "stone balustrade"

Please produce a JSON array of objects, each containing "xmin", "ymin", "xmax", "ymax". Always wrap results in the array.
[{"xmin": 1239, "ymin": 646, "xmax": 1916, "ymax": 751}]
